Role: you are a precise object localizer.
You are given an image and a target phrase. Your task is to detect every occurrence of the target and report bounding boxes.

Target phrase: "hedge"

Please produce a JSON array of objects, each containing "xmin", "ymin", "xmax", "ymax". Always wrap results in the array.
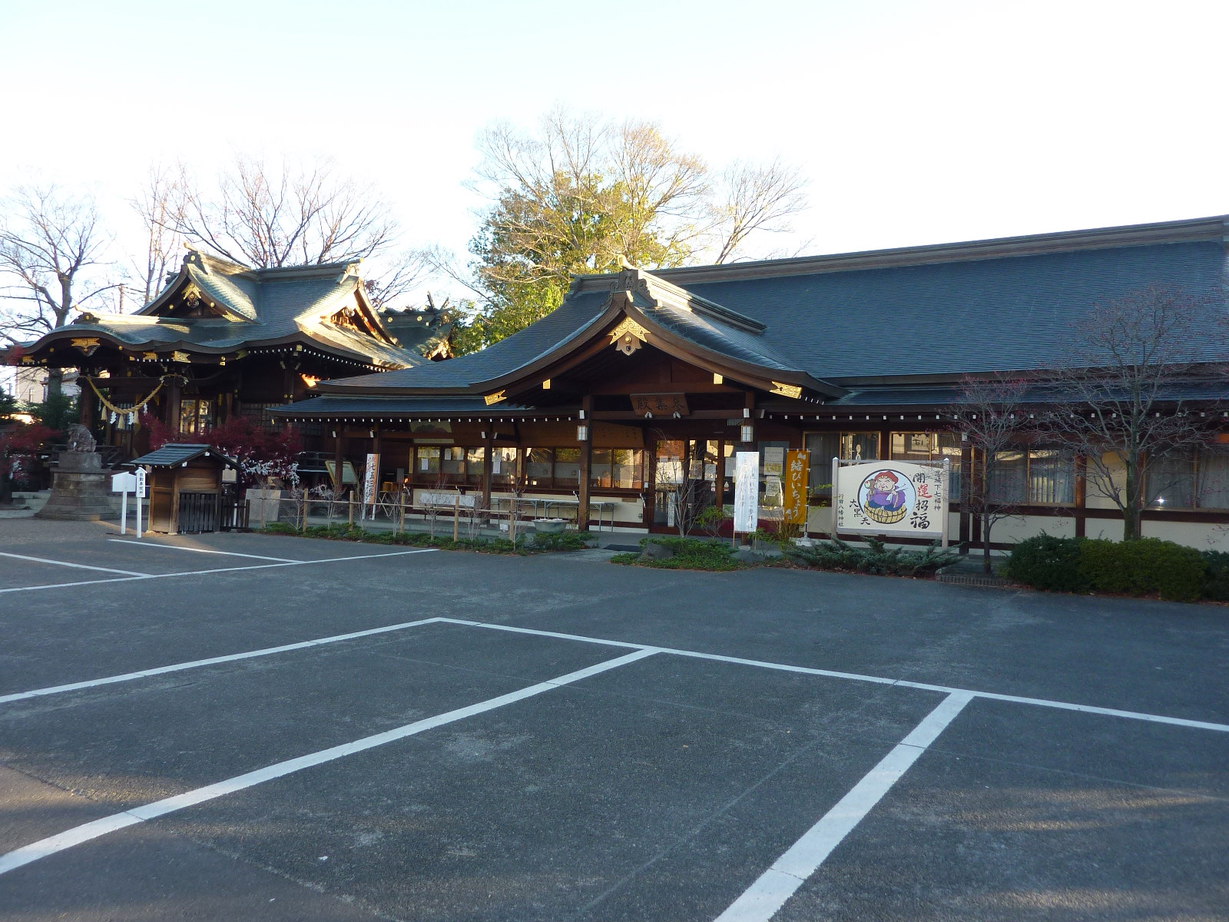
[{"xmin": 1005, "ymin": 535, "xmax": 1211, "ymax": 602}]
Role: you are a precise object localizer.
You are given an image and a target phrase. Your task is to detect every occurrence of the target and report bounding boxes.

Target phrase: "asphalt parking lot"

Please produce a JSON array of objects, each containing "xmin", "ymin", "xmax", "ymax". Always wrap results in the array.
[{"xmin": 1, "ymin": 519, "xmax": 1227, "ymax": 921}]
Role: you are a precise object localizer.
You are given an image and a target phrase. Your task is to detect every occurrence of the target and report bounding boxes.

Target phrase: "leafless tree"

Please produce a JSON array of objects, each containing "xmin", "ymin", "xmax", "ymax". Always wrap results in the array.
[
  {"xmin": 1039, "ymin": 285, "xmax": 1218, "ymax": 541},
  {"xmin": 0, "ymin": 185, "xmax": 121, "ymax": 397},
  {"xmin": 0, "ymin": 185, "xmax": 118, "ymax": 338},
  {"xmin": 954, "ymin": 374, "xmax": 1032, "ymax": 573},
  {"xmin": 130, "ymin": 165, "xmax": 188, "ymax": 306},
  {"xmin": 709, "ymin": 158, "xmax": 809, "ymax": 264},
  {"xmin": 362, "ymin": 247, "xmax": 431, "ymax": 311},
  {"xmin": 149, "ymin": 156, "xmax": 400, "ymax": 269}
]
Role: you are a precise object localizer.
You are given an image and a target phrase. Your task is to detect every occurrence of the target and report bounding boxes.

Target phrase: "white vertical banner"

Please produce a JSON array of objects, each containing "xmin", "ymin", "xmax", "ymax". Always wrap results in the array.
[
  {"xmin": 134, "ymin": 468, "xmax": 146, "ymax": 538},
  {"xmin": 733, "ymin": 451, "xmax": 759, "ymax": 534},
  {"xmin": 363, "ymin": 453, "xmax": 380, "ymax": 519}
]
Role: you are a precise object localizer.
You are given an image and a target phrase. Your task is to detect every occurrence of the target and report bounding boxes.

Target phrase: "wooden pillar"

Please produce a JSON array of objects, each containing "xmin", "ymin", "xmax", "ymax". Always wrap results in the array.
[
  {"xmin": 164, "ymin": 374, "xmax": 183, "ymax": 433},
  {"xmin": 644, "ymin": 425, "xmax": 658, "ymax": 527},
  {"xmin": 958, "ymin": 440, "xmax": 972, "ymax": 549},
  {"xmin": 1074, "ymin": 453, "xmax": 1087, "ymax": 538},
  {"xmin": 79, "ymin": 375, "xmax": 96, "ymax": 431},
  {"xmin": 577, "ymin": 398, "xmax": 593, "ymax": 530}
]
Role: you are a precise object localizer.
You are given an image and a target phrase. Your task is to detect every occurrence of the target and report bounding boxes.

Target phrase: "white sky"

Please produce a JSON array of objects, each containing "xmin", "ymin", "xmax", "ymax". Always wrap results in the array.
[{"xmin": 3, "ymin": 0, "xmax": 1228, "ymax": 307}]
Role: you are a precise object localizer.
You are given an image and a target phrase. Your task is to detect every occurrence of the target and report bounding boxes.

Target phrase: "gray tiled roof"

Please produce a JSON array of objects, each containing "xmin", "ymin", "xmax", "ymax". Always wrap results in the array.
[
  {"xmin": 20, "ymin": 251, "xmax": 423, "ymax": 369},
  {"xmin": 127, "ymin": 443, "xmax": 237, "ymax": 468},
  {"xmin": 680, "ymin": 240, "xmax": 1228, "ymax": 379},
  {"xmin": 312, "ymin": 216, "xmax": 1229, "ymax": 399}
]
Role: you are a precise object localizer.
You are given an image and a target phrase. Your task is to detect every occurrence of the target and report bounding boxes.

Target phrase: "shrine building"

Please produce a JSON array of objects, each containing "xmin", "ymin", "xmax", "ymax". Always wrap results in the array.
[{"xmin": 10, "ymin": 249, "xmax": 424, "ymax": 460}]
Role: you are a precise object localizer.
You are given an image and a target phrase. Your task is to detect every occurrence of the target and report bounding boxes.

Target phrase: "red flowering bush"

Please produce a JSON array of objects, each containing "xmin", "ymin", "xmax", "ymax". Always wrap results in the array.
[
  {"xmin": 140, "ymin": 412, "xmax": 302, "ymax": 490},
  {"xmin": 1, "ymin": 422, "xmax": 58, "ymax": 500}
]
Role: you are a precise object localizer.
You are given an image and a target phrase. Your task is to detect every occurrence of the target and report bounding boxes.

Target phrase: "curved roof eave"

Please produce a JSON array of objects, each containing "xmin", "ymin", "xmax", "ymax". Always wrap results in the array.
[
  {"xmin": 17, "ymin": 324, "xmax": 389, "ymax": 368},
  {"xmin": 472, "ymin": 296, "xmax": 845, "ymax": 401}
]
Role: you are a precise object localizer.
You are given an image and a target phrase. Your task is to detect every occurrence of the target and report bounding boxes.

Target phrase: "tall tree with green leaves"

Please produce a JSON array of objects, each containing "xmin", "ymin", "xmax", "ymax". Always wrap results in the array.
[{"xmin": 454, "ymin": 111, "xmax": 807, "ymax": 351}]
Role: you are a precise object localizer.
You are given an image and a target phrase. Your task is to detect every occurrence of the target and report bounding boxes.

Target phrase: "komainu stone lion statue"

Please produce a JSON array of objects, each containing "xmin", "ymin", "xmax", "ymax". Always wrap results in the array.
[{"xmin": 65, "ymin": 424, "xmax": 97, "ymax": 453}]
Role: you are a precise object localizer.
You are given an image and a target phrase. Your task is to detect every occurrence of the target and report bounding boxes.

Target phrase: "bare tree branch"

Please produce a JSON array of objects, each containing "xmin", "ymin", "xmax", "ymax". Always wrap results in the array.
[
  {"xmin": 152, "ymin": 156, "xmax": 401, "ymax": 269},
  {"xmin": 710, "ymin": 158, "xmax": 808, "ymax": 264},
  {"xmin": 1037, "ymin": 285, "xmax": 1218, "ymax": 540},
  {"xmin": 0, "ymin": 184, "xmax": 116, "ymax": 345}
]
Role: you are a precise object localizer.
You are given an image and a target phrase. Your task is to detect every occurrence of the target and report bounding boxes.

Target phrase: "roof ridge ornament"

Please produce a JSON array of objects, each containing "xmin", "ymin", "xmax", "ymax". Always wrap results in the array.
[{"xmin": 609, "ymin": 317, "xmax": 648, "ymax": 355}]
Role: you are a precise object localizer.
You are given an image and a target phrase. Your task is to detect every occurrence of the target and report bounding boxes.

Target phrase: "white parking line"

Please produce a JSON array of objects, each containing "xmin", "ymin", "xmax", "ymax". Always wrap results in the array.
[
  {"xmin": 713, "ymin": 692, "xmax": 975, "ymax": 922},
  {"xmin": 0, "ymin": 551, "xmax": 150, "ymax": 577},
  {"xmin": 0, "ymin": 548, "xmax": 439, "ymax": 595},
  {"xmin": 441, "ymin": 618, "xmax": 1229, "ymax": 734},
  {"xmin": 107, "ymin": 540, "xmax": 298, "ymax": 563},
  {"xmin": 0, "ymin": 617, "xmax": 449, "ymax": 705},
  {"xmin": 0, "ymin": 649, "xmax": 656, "ymax": 878}
]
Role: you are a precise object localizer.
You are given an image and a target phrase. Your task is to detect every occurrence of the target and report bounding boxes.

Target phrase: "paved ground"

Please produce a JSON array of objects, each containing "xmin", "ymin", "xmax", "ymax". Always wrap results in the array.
[{"xmin": 1, "ymin": 519, "xmax": 1227, "ymax": 921}]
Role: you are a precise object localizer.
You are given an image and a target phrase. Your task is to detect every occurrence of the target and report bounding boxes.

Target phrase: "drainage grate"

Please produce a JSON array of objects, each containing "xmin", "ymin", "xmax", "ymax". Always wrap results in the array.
[{"xmin": 936, "ymin": 573, "xmax": 1008, "ymax": 588}]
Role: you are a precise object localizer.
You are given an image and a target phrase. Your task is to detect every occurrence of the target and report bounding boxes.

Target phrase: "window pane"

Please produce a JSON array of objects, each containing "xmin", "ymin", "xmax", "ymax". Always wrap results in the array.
[
  {"xmin": 611, "ymin": 448, "xmax": 644, "ymax": 489},
  {"xmin": 415, "ymin": 446, "xmax": 441, "ymax": 476},
  {"xmin": 1029, "ymin": 449, "xmax": 1074, "ymax": 504},
  {"xmin": 441, "ymin": 446, "xmax": 465, "ymax": 482},
  {"xmin": 526, "ymin": 448, "xmax": 553, "ymax": 485},
  {"xmin": 1150, "ymin": 453, "xmax": 1195, "ymax": 508},
  {"xmin": 465, "ymin": 447, "xmax": 485, "ymax": 483},
  {"xmin": 842, "ymin": 432, "xmax": 879, "ymax": 462},
  {"xmin": 491, "ymin": 447, "xmax": 517, "ymax": 485},
  {"xmin": 1197, "ymin": 450, "xmax": 1229, "ymax": 509},
  {"xmin": 591, "ymin": 449, "xmax": 613, "ymax": 488},
  {"xmin": 554, "ymin": 447, "xmax": 580, "ymax": 486},
  {"xmin": 890, "ymin": 430, "xmax": 962, "ymax": 499},
  {"xmin": 989, "ymin": 450, "xmax": 1027, "ymax": 504},
  {"xmin": 655, "ymin": 441, "xmax": 685, "ymax": 486},
  {"xmin": 804, "ymin": 433, "xmax": 837, "ymax": 499}
]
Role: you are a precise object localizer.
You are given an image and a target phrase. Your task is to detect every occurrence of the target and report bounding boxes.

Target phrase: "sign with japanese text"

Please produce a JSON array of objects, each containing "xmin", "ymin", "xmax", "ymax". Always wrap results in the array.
[
  {"xmin": 834, "ymin": 460, "xmax": 948, "ymax": 540},
  {"xmin": 363, "ymin": 453, "xmax": 380, "ymax": 512},
  {"xmin": 630, "ymin": 393, "xmax": 689, "ymax": 417},
  {"xmin": 733, "ymin": 451, "xmax": 759, "ymax": 533},
  {"xmin": 783, "ymin": 449, "xmax": 810, "ymax": 525}
]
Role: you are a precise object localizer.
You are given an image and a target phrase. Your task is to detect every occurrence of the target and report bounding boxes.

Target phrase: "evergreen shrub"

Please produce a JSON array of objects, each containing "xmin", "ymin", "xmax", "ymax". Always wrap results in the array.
[
  {"xmin": 784, "ymin": 536, "xmax": 959, "ymax": 577},
  {"xmin": 1002, "ymin": 535, "xmax": 1090, "ymax": 593},
  {"xmin": 1202, "ymin": 550, "xmax": 1229, "ymax": 602},
  {"xmin": 1114, "ymin": 539, "xmax": 1205, "ymax": 602},
  {"xmin": 635, "ymin": 537, "xmax": 741, "ymax": 570},
  {"xmin": 1007, "ymin": 535, "xmax": 1207, "ymax": 601}
]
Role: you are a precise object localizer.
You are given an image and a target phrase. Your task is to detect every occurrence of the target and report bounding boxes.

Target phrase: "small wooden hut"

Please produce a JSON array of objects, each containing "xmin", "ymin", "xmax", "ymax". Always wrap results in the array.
[{"xmin": 128, "ymin": 443, "xmax": 239, "ymax": 534}]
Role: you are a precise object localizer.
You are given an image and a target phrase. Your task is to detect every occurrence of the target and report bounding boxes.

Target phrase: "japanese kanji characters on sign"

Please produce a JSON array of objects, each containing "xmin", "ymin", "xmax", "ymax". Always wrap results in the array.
[
  {"xmin": 834, "ymin": 459, "xmax": 948, "ymax": 541},
  {"xmin": 783, "ymin": 449, "xmax": 810, "ymax": 525}
]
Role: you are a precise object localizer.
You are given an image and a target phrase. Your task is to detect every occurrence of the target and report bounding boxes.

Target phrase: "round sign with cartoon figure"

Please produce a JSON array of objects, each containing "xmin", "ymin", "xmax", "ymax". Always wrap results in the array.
[{"xmin": 858, "ymin": 468, "xmax": 916, "ymax": 525}]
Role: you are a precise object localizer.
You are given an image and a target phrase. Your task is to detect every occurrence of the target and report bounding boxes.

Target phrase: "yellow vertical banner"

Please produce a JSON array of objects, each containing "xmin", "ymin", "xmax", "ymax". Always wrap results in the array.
[{"xmin": 784, "ymin": 449, "xmax": 810, "ymax": 525}]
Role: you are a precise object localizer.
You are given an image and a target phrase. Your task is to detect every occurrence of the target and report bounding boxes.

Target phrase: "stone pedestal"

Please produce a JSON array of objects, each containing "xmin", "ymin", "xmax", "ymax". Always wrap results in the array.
[{"xmin": 36, "ymin": 452, "xmax": 115, "ymax": 520}]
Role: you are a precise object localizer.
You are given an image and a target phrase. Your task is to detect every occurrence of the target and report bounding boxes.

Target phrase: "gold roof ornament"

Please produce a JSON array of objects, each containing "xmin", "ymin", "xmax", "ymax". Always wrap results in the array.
[
  {"xmin": 71, "ymin": 337, "xmax": 100, "ymax": 356},
  {"xmin": 771, "ymin": 382, "xmax": 803, "ymax": 399},
  {"xmin": 609, "ymin": 317, "xmax": 648, "ymax": 356},
  {"xmin": 484, "ymin": 390, "xmax": 507, "ymax": 406}
]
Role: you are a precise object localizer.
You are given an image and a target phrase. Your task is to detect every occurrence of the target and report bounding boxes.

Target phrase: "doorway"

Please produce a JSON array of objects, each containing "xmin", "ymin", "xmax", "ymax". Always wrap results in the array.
[{"xmin": 652, "ymin": 439, "xmax": 729, "ymax": 531}]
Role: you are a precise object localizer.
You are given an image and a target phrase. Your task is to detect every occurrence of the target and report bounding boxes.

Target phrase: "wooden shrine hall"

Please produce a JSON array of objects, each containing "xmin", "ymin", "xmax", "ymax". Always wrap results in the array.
[
  {"xmin": 9, "ymin": 248, "xmax": 424, "ymax": 461},
  {"xmin": 276, "ymin": 216, "xmax": 1229, "ymax": 548}
]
